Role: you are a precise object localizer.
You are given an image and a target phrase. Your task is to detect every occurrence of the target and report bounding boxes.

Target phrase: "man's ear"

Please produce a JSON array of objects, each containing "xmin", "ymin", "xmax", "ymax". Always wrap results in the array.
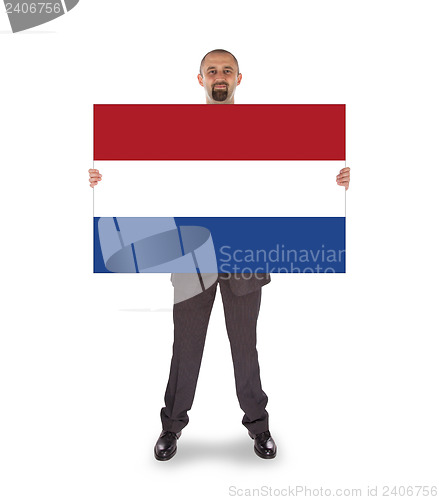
[
  {"xmin": 197, "ymin": 74, "xmax": 204, "ymax": 87},
  {"xmin": 237, "ymin": 73, "xmax": 242, "ymax": 86}
]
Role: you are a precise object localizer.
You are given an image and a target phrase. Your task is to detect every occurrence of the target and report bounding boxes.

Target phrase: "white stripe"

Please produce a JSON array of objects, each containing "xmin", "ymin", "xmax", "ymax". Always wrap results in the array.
[{"xmin": 94, "ymin": 161, "xmax": 345, "ymax": 217}]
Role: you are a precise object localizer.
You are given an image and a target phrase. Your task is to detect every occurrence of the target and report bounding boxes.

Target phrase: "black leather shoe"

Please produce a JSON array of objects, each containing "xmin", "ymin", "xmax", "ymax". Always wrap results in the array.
[
  {"xmin": 249, "ymin": 430, "xmax": 277, "ymax": 459},
  {"xmin": 154, "ymin": 430, "xmax": 181, "ymax": 461}
]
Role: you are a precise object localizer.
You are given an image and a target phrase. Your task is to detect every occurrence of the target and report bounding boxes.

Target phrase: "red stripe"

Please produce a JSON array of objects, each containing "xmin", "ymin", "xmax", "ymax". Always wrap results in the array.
[{"xmin": 94, "ymin": 104, "xmax": 345, "ymax": 161}]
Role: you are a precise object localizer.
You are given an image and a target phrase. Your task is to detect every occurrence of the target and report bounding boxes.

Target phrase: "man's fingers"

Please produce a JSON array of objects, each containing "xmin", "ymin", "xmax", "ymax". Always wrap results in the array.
[
  {"xmin": 337, "ymin": 181, "xmax": 349, "ymax": 189},
  {"xmin": 336, "ymin": 167, "xmax": 350, "ymax": 190},
  {"xmin": 89, "ymin": 168, "xmax": 102, "ymax": 184},
  {"xmin": 337, "ymin": 172, "xmax": 350, "ymax": 180}
]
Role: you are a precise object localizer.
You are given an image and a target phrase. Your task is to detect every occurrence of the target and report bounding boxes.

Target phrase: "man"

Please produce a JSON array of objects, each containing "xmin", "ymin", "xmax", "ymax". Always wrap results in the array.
[{"xmin": 89, "ymin": 49, "xmax": 350, "ymax": 462}]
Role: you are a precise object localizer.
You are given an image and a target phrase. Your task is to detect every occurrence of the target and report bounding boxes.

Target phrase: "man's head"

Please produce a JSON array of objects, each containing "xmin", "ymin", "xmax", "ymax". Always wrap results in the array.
[{"xmin": 198, "ymin": 49, "xmax": 242, "ymax": 104}]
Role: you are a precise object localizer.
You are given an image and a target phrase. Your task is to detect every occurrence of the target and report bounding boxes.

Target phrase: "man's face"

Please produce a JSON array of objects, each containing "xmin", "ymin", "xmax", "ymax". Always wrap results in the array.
[{"xmin": 197, "ymin": 52, "xmax": 242, "ymax": 104}]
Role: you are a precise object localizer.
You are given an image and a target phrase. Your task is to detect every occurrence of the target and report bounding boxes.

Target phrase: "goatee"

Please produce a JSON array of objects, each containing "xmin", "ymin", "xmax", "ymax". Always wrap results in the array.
[{"xmin": 212, "ymin": 88, "xmax": 228, "ymax": 102}]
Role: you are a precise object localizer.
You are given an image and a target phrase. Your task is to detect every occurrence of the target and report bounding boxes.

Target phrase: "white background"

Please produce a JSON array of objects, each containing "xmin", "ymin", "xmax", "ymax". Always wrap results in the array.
[{"xmin": 1, "ymin": 1, "xmax": 438, "ymax": 499}]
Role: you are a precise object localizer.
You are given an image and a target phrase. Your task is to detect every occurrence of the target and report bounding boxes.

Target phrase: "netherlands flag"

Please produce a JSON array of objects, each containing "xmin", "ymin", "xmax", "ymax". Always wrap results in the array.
[{"xmin": 93, "ymin": 104, "xmax": 345, "ymax": 275}]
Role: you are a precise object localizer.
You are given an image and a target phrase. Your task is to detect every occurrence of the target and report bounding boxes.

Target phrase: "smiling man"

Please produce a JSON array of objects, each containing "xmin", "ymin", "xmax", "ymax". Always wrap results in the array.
[
  {"xmin": 88, "ymin": 49, "xmax": 350, "ymax": 462},
  {"xmin": 153, "ymin": 49, "xmax": 278, "ymax": 462},
  {"xmin": 197, "ymin": 50, "xmax": 242, "ymax": 103}
]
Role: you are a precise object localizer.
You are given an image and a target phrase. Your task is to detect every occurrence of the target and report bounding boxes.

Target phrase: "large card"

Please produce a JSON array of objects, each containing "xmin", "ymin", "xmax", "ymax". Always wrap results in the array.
[{"xmin": 93, "ymin": 104, "xmax": 346, "ymax": 273}]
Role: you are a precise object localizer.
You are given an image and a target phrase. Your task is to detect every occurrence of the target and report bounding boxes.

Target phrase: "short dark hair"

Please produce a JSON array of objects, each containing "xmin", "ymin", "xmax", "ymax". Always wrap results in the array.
[{"xmin": 199, "ymin": 49, "xmax": 240, "ymax": 77}]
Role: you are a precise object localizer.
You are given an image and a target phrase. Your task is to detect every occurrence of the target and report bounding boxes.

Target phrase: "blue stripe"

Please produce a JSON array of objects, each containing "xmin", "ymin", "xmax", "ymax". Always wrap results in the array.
[{"xmin": 94, "ymin": 216, "xmax": 345, "ymax": 273}]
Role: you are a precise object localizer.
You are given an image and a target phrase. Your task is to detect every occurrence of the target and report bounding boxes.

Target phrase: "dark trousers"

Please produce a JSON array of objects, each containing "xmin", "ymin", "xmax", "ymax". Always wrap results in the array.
[{"xmin": 160, "ymin": 274, "xmax": 269, "ymax": 435}]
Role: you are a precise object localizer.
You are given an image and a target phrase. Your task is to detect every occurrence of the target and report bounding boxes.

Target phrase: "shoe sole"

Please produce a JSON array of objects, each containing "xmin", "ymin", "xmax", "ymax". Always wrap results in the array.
[{"xmin": 154, "ymin": 447, "xmax": 177, "ymax": 461}]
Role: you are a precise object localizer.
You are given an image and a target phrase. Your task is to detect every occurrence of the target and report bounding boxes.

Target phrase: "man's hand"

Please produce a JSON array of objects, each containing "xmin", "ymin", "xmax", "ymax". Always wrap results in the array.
[
  {"xmin": 89, "ymin": 169, "xmax": 102, "ymax": 188},
  {"xmin": 336, "ymin": 167, "xmax": 350, "ymax": 190}
]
